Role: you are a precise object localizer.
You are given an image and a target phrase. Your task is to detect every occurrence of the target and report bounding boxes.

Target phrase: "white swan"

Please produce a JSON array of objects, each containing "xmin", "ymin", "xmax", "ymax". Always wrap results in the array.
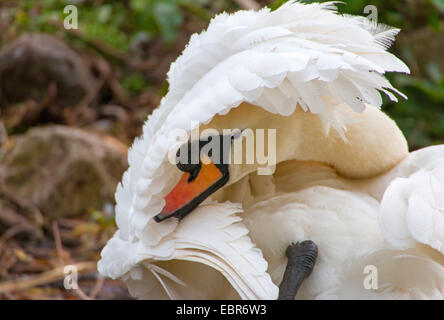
[{"xmin": 98, "ymin": 1, "xmax": 444, "ymax": 299}]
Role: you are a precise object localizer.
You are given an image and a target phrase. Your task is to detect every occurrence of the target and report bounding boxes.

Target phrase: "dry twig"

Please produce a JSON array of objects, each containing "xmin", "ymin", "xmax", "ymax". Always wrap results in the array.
[{"xmin": 0, "ymin": 261, "xmax": 97, "ymax": 294}]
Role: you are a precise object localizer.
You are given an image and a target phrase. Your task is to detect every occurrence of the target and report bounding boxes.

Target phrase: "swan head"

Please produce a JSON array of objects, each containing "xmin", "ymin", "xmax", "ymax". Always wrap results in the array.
[
  {"xmin": 98, "ymin": 1, "xmax": 410, "ymax": 299},
  {"xmin": 153, "ymin": 100, "xmax": 408, "ymax": 224},
  {"xmin": 152, "ymin": 131, "xmax": 233, "ymax": 222}
]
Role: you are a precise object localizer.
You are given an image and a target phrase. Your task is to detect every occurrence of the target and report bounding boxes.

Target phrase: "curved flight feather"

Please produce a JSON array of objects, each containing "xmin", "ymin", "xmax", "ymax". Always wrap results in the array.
[
  {"xmin": 99, "ymin": 1, "xmax": 411, "ymax": 299},
  {"xmin": 378, "ymin": 146, "xmax": 444, "ymax": 254}
]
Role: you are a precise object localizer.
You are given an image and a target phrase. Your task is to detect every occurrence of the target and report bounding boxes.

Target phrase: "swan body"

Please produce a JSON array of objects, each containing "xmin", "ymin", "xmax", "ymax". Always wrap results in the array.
[
  {"xmin": 98, "ymin": 1, "xmax": 444, "ymax": 299},
  {"xmin": 240, "ymin": 149, "xmax": 444, "ymax": 299}
]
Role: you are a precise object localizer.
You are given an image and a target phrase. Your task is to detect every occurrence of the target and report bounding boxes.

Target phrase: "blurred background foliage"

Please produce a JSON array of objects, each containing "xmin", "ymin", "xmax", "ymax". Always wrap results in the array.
[
  {"xmin": 1, "ymin": 0, "xmax": 444, "ymax": 149},
  {"xmin": 0, "ymin": 0, "xmax": 444, "ymax": 299}
]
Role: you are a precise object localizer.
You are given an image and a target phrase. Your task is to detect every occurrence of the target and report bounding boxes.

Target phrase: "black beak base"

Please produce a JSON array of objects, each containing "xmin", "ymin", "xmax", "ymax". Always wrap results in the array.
[{"xmin": 153, "ymin": 165, "xmax": 229, "ymax": 223}]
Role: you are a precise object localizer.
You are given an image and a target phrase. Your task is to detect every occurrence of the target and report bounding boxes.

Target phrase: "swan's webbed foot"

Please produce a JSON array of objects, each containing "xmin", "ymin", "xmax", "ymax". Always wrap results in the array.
[{"xmin": 278, "ymin": 240, "xmax": 318, "ymax": 300}]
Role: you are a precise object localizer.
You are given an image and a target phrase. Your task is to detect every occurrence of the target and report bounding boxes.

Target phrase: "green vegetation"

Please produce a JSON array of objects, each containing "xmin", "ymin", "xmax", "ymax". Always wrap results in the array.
[{"xmin": 3, "ymin": 0, "xmax": 214, "ymax": 49}]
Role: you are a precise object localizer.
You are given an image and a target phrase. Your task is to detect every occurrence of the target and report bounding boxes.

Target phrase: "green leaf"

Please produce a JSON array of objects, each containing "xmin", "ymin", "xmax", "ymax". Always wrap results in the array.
[
  {"xmin": 97, "ymin": 5, "xmax": 112, "ymax": 23},
  {"xmin": 122, "ymin": 72, "xmax": 149, "ymax": 94},
  {"xmin": 432, "ymin": 0, "xmax": 444, "ymax": 12},
  {"xmin": 426, "ymin": 63, "xmax": 443, "ymax": 84},
  {"xmin": 131, "ymin": 0, "xmax": 149, "ymax": 13},
  {"xmin": 428, "ymin": 9, "xmax": 441, "ymax": 32},
  {"xmin": 153, "ymin": 1, "xmax": 183, "ymax": 44}
]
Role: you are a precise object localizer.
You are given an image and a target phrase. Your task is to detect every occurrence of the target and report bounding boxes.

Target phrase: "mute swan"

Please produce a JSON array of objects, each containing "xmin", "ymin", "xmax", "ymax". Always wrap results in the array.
[{"xmin": 98, "ymin": 1, "xmax": 444, "ymax": 299}]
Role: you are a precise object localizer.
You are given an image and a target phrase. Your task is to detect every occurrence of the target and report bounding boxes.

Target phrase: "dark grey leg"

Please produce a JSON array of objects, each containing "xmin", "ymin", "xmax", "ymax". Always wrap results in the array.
[{"xmin": 278, "ymin": 240, "xmax": 318, "ymax": 300}]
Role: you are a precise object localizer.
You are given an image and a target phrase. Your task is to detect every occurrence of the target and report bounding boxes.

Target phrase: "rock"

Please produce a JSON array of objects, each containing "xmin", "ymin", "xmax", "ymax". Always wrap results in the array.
[
  {"xmin": 0, "ymin": 126, "xmax": 128, "ymax": 219},
  {"xmin": 0, "ymin": 33, "xmax": 95, "ymax": 107}
]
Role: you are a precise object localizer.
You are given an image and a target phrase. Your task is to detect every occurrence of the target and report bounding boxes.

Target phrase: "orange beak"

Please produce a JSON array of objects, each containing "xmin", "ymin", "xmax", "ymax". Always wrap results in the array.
[{"xmin": 153, "ymin": 160, "xmax": 229, "ymax": 222}]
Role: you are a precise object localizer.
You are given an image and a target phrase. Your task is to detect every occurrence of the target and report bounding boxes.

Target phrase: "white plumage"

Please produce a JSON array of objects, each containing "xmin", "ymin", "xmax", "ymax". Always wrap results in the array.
[{"xmin": 98, "ymin": 1, "xmax": 444, "ymax": 299}]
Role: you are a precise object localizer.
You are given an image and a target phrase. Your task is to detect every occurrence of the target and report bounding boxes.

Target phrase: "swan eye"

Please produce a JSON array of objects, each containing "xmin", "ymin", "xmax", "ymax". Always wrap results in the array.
[
  {"xmin": 154, "ymin": 135, "xmax": 230, "ymax": 223},
  {"xmin": 175, "ymin": 141, "xmax": 200, "ymax": 172},
  {"xmin": 176, "ymin": 160, "xmax": 200, "ymax": 174},
  {"xmin": 175, "ymin": 142, "xmax": 202, "ymax": 183}
]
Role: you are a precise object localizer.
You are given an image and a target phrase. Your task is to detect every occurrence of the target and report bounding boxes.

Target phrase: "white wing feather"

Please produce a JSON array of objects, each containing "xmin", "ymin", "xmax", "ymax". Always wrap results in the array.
[
  {"xmin": 99, "ymin": 202, "xmax": 278, "ymax": 299},
  {"xmin": 379, "ymin": 147, "xmax": 444, "ymax": 253},
  {"xmin": 99, "ymin": 1, "xmax": 411, "ymax": 299}
]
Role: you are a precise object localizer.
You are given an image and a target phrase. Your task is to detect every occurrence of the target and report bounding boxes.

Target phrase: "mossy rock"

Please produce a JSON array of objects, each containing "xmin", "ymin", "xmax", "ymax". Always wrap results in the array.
[
  {"xmin": 0, "ymin": 33, "xmax": 94, "ymax": 107},
  {"xmin": 0, "ymin": 126, "xmax": 128, "ymax": 218}
]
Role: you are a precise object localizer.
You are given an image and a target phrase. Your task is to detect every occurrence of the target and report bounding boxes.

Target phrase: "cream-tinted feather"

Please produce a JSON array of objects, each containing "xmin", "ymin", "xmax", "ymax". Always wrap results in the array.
[{"xmin": 97, "ymin": 1, "xmax": 429, "ymax": 300}]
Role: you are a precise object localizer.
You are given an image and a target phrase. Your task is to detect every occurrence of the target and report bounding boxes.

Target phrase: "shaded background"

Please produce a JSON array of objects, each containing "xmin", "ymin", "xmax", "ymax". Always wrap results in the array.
[{"xmin": 0, "ymin": 0, "xmax": 443, "ymax": 299}]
